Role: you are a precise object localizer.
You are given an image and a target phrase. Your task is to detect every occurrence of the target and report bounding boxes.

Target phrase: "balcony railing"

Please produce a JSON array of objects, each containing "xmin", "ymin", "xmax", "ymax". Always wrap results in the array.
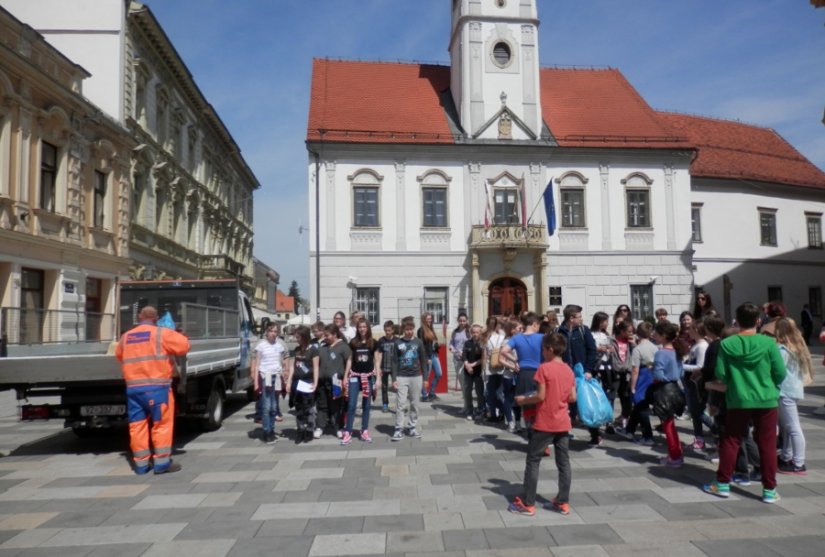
[
  {"xmin": 470, "ymin": 224, "xmax": 548, "ymax": 250},
  {"xmin": 200, "ymin": 254, "xmax": 245, "ymax": 278},
  {"xmin": 0, "ymin": 307, "xmax": 116, "ymax": 345}
]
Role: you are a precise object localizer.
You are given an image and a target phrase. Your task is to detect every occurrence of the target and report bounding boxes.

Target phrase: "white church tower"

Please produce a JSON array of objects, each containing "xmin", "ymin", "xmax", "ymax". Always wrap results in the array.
[{"xmin": 449, "ymin": 0, "xmax": 543, "ymax": 140}]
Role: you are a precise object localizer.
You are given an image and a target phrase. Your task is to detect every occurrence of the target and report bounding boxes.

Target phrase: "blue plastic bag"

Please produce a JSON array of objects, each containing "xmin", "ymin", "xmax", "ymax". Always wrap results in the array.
[
  {"xmin": 157, "ymin": 311, "xmax": 176, "ymax": 330},
  {"xmin": 633, "ymin": 366, "xmax": 653, "ymax": 404},
  {"xmin": 574, "ymin": 363, "xmax": 614, "ymax": 427}
]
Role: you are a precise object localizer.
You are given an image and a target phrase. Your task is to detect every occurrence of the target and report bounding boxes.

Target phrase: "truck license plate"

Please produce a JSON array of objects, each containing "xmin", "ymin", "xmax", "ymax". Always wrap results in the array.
[{"xmin": 80, "ymin": 405, "xmax": 125, "ymax": 416}]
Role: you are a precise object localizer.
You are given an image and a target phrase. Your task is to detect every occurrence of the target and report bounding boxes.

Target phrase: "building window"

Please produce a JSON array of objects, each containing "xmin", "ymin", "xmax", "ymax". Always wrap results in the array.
[
  {"xmin": 630, "ymin": 284, "xmax": 653, "ymax": 322},
  {"xmin": 354, "ymin": 287, "xmax": 380, "ymax": 324},
  {"xmin": 560, "ymin": 190, "xmax": 584, "ymax": 228},
  {"xmin": 626, "ymin": 190, "xmax": 650, "ymax": 228},
  {"xmin": 93, "ymin": 170, "xmax": 107, "ymax": 228},
  {"xmin": 422, "ymin": 187, "xmax": 447, "ymax": 227},
  {"xmin": 423, "ymin": 287, "xmax": 448, "ymax": 324},
  {"xmin": 548, "ymin": 286, "xmax": 562, "ymax": 307},
  {"xmin": 810, "ymin": 287, "xmax": 822, "ymax": 317},
  {"xmin": 623, "ymin": 173, "xmax": 652, "ymax": 229},
  {"xmin": 353, "ymin": 187, "xmax": 379, "ymax": 227},
  {"xmin": 349, "ymin": 170, "xmax": 382, "ymax": 228},
  {"xmin": 759, "ymin": 209, "xmax": 777, "ymax": 246},
  {"xmin": 492, "ymin": 41, "xmax": 512, "ymax": 67},
  {"xmin": 767, "ymin": 286, "xmax": 783, "ymax": 302},
  {"xmin": 155, "ymin": 87, "xmax": 168, "ymax": 145},
  {"xmin": 691, "ymin": 204, "xmax": 703, "ymax": 242},
  {"xmin": 493, "ymin": 188, "xmax": 519, "ymax": 225},
  {"xmin": 40, "ymin": 141, "xmax": 58, "ymax": 212},
  {"xmin": 806, "ymin": 213, "xmax": 822, "ymax": 249}
]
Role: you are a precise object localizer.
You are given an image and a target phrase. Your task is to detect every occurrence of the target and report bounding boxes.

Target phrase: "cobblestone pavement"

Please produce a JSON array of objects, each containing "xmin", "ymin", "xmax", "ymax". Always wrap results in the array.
[{"xmin": 0, "ymin": 361, "xmax": 823, "ymax": 557}]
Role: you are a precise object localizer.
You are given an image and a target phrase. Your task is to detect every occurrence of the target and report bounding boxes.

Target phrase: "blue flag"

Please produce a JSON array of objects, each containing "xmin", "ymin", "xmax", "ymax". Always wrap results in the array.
[{"xmin": 543, "ymin": 180, "xmax": 556, "ymax": 237}]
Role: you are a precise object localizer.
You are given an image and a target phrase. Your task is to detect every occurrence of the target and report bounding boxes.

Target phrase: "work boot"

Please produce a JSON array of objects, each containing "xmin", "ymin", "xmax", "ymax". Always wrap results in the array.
[{"xmin": 154, "ymin": 462, "xmax": 182, "ymax": 475}]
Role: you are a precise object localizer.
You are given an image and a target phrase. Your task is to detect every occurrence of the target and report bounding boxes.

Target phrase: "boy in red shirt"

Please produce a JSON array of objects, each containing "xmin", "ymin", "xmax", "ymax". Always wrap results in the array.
[{"xmin": 508, "ymin": 333, "xmax": 577, "ymax": 516}]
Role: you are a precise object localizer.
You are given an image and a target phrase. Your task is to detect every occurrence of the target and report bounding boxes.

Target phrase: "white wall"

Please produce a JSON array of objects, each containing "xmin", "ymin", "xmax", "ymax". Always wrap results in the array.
[{"xmin": 3, "ymin": 0, "xmax": 126, "ymax": 122}]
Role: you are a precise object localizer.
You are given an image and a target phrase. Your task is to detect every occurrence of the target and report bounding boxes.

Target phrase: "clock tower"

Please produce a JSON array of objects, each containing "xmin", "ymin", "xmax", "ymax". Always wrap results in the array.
[{"xmin": 449, "ymin": 0, "xmax": 543, "ymax": 141}]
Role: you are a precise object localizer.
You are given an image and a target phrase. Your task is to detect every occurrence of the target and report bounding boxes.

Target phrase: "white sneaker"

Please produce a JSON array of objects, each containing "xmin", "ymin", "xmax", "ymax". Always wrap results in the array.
[
  {"xmin": 506, "ymin": 421, "xmax": 516, "ymax": 433},
  {"xmin": 313, "ymin": 428, "xmax": 322, "ymax": 439},
  {"xmin": 336, "ymin": 429, "xmax": 344, "ymax": 439}
]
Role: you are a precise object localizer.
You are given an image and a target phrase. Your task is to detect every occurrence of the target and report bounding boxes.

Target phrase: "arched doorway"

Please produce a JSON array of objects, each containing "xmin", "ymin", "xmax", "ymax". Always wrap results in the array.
[{"xmin": 488, "ymin": 277, "xmax": 527, "ymax": 318}]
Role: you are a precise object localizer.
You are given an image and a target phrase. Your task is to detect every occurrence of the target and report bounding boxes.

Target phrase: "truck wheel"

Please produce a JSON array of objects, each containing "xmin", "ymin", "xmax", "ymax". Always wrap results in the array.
[{"xmin": 203, "ymin": 387, "xmax": 224, "ymax": 431}]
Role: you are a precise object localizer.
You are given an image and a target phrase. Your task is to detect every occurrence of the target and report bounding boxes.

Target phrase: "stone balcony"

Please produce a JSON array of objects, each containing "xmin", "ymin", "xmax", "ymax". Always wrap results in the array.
[{"xmin": 470, "ymin": 224, "xmax": 548, "ymax": 251}]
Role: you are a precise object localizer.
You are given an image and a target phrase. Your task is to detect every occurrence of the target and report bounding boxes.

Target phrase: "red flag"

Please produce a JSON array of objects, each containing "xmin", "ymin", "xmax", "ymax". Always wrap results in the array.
[{"xmin": 483, "ymin": 182, "xmax": 492, "ymax": 229}]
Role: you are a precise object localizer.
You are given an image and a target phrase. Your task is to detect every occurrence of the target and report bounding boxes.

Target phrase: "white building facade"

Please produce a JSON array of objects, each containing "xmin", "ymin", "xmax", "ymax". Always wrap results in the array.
[
  {"xmin": 4, "ymin": 0, "xmax": 260, "ymax": 291},
  {"xmin": 307, "ymin": 0, "xmax": 699, "ymax": 326}
]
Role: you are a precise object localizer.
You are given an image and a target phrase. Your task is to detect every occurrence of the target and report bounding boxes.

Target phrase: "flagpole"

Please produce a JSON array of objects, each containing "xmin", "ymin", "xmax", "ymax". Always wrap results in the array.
[{"xmin": 527, "ymin": 179, "xmax": 552, "ymax": 223}]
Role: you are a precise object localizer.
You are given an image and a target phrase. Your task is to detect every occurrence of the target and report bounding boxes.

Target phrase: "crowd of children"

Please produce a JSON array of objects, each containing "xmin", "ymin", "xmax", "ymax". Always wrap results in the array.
[{"xmin": 250, "ymin": 296, "xmax": 816, "ymax": 517}]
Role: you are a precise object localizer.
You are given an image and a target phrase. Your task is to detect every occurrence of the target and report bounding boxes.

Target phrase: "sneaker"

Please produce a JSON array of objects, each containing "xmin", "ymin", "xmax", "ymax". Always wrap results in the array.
[
  {"xmin": 703, "ymin": 480, "xmax": 730, "ymax": 498},
  {"xmin": 275, "ymin": 415, "xmax": 284, "ymax": 422},
  {"xmin": 543, "ymin": 447, "xmax": 551, "ymax": 457},
  {"xmin": 659, "ymin": 456, "xmax": 684, "ymax": 468},
  {"xmin": 313, "ymin": 428, "xmax": 322, "ymax": 439},
  {"xmin": 588, "ymin": 436, "xmax": 603, "ymax": 447},
  {"xmin": 689, "ymin": 437, "xmax": 705, "ymax": 451},
  {"xmin": 546, "ymin": 498, "xmax": 570, "ymax": 515},
  {"xmin": 732, "ymin": 473, "xmax": 751, "ymax": 486},
  {"xmin": 408, "ymin": 428, "xmax": 423, "ymax": 439},
  {"xmin": 336, "ymin": 429, "xmax": 344, "ymax": 439},
  {"xmin": 778, "ymin": 461, "xmax": 807, "ymax": 475},
  {"xmin": 507, "ymin": 496, "xmax": 536, "ymax": 516},
  {"xmin": 750, "ymin": 469, "xmax": 762, "ymax": 482},
  {"xmin": 154, "ymin": 461, "xmax": 182, "ymax": 475},
  {"xmin": 636, "ymin": 437, "xmax": 654, "ymax": 446},
  {"xmin": 507, "ymin": 421, "xmax": 516, "ymax": 433},
  {"xmin": 466, "ymin": 414, "xmax": 474, "ymax": 421},
  {"xmin": 391, "ymin": 429, "xmax": 404, "ymax": 442},
  {"xmin": 340, "ymin": 431, "xmax": 352, "ymax": 445},
  {"xmin": 706, "ymin": 451, "xmax": 720, "ymax": 464},
  {"xmin": 360, "ymin": 430, "xmax": 373, "ymax": 443},
  {"xmin": 762, "ymin": 488, "xmax": 780, "ymax": 504},
  {"xmin": 617, "ymin": 428, "xmax": 634, "ymax": 441},
  {"xmin": 429, "ymin": 394, "xmax": 440, "ymax": 402},
  {"xmin": 264, "ymin": 432, "xmax": 277, "ymax": 445},
  {"xmin": 381, "ymin": 404, "xmax": 389, "ymax": 413}
]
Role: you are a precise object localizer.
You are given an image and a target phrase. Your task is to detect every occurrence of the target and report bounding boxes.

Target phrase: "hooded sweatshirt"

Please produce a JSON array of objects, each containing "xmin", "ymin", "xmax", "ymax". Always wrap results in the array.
[{"xmin": 715, "ymin": 332, "xmax": 785, "ymax": 409}]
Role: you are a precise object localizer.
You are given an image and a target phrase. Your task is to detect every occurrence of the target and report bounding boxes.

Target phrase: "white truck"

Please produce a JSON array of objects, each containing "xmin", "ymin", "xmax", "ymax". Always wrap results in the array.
[{"xmin": 0, "ymin": 279, "xmax": 258, "ymax": 434}]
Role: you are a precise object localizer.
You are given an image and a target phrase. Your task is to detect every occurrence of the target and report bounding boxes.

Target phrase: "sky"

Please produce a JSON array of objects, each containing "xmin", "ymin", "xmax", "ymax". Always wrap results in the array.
[{"xmin": 147, "ymin": 0, "xmax": 825, "ymax": 296}]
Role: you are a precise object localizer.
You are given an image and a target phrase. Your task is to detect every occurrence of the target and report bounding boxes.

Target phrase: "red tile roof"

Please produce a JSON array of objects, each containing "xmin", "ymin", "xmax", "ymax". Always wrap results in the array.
[
  {"xmin": 306, "ymin": 59, "xmax": 825, "ymax": 189},
  {"xmin": 539, "ymin": 67, "xmax": 688, "ymax": 149},
  {"xmin": 659, "ymin": 112, "xmax": 825, "ymax": 190},
  {"xmin": 274, "ymin": 290, "xmax": 294, "ymax": 313},
  {"xmin": 307, "ymin": 59, "xmax": 455, "ymax": 144}
]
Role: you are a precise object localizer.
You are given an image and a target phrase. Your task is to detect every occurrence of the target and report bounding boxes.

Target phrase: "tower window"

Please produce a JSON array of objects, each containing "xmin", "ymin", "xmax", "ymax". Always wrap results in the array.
[{"xmin": 492, "ymin": 42, "xmax": 511, "ymax": 67}]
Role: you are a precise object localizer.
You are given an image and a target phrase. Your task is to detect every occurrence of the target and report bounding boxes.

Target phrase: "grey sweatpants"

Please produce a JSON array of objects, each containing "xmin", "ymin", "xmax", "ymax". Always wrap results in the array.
[{"xmin": 395, "ymin": 375, "xmax": 423, "ymax": 431}]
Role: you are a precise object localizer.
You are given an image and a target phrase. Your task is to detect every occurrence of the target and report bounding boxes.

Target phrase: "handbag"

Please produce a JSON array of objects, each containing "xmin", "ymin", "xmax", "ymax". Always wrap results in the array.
[{"xmin": 650, "ymin": 381, "xmax": 686, "ymax": 420}]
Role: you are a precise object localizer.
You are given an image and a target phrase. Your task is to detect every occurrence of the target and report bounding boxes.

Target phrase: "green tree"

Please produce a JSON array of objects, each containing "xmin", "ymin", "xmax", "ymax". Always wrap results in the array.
[{"xmin": 287, "ymin": 280, "xmax": 307, "ymax": 314}]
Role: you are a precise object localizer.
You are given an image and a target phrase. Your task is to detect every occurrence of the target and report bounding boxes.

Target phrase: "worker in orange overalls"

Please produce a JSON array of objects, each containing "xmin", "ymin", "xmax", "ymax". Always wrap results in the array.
[{"xmin": 115, "ymin": 306, "xmax": 190, "ymax": 474}]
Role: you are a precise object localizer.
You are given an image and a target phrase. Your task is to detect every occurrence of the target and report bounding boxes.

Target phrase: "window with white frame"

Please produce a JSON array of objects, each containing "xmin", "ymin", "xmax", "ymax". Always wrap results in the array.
[
  {"xmin": 419, "ymin": 170, "xmax": 450, "ymax": 228},
  {"xmin": 630, "ymin": 284, "xmax": 653, "ymax": 322},
  {"xmin": 350, "ymin": 170, "xmax": 381, "ymax": 228},
  {"xmin": 93, "ymin": 170, "xmax": 107, "ymax": 228},
  {"xmin": 759, "ymin": 208, "xmax": 777, "ymax": 246},
  {"xmin": 423, "ymin": 287, "xmax": 449, "ymax": 324},
  {"xmin": 691, "ymin": 204, "xmax": 703, "ymax": 242},
  {"xmin": 559, "ymin": 173, "xmax": 586, "ymax": 228},
  {"xmin": 354, "ymin": 287, "xmax": 380, "ymax": 324},
  {"xmin": 493, "ymin": 188, "xmax": 519, "ymax": 225},
  {"xmin": 155, "ymin": 86, "xmax": 168, "ymax": 145},
  {"xmin": 806, "ymin": 213, "xmax": 822, "ymax": 249},
  {"xmin": 624, "ymin": 173, "xmax": 652, "ymax": 228},
  {"xmin": 40, "ymin": 141, "xmax": 58, "ymax": 212}
]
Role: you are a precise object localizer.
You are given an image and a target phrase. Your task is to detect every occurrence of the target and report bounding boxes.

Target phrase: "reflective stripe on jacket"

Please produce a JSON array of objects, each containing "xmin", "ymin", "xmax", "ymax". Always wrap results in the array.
[{"xmin": 115, "ymin": 323, "xmax": 191, "ymax": 388}]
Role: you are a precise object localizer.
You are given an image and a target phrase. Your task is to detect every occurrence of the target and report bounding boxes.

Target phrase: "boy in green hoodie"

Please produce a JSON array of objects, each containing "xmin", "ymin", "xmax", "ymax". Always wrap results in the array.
[{"xmin": 703, "ymin": 302, "xmax": 786, "ymax": 504}]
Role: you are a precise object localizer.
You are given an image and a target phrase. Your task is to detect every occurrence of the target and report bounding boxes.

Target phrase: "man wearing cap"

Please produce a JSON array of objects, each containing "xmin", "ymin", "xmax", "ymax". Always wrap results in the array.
[{"xmin": 115, "ymin": 306, "xmax": 190, "ymax": 474}]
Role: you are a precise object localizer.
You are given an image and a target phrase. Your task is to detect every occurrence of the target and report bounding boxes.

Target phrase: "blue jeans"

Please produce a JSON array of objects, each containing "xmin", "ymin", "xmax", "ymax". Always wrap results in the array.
[
  {"xmin": 501, "ymin": 375, "xmax": 516, "ymax": 423},
  {"xmin": 346, "ymin": 375, "xmax": 373, "ymax": 433},
  {"xmin": 485, "ymin": 374, "xmax": 506, "ymax": 420},
  {"xmin": 261, "ymin": 387, "xmax": 278, "ymax": 434},
  {"xmin": 422, "ymin": 353, "xmax": 442, "ymax": 397}
]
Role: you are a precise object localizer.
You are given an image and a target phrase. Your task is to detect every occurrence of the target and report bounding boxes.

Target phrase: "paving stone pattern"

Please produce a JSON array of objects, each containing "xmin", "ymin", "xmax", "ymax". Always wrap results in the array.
[{"xmin": 0, "ymin": 366, "xmax": 824, "ymax": 556}]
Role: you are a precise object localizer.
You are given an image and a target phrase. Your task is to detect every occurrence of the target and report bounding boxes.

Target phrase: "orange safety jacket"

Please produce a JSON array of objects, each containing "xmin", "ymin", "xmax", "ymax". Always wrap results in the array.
[{"xmin": 115, "ymin": 322, "xmax": 191, "ymax": 388}]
